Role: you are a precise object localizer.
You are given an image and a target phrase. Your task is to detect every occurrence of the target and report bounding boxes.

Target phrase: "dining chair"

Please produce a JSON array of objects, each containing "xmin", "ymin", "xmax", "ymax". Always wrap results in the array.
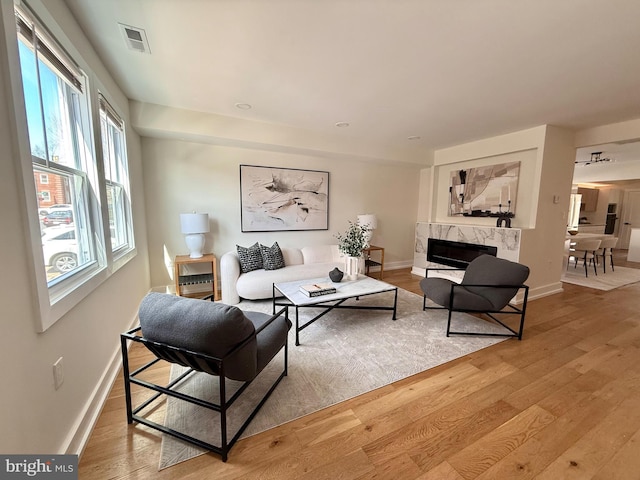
[
  {"xmin": 596, "ymin": 237, "xmax": 618, "ymax": 273},
  {"xmin": 570, "ymin": 238, "xmax": 601, "ymax": 277}
]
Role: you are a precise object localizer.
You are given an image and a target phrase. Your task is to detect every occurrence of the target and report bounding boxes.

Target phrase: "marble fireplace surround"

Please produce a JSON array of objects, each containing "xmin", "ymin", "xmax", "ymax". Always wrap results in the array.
[{"xmin": 412, "ymin": 222, "xmax": 521, "ymax": 279}]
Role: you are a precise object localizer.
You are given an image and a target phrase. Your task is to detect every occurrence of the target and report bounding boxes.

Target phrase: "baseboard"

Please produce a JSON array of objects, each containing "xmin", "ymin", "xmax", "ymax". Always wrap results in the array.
[
  {"xmin": 62, "ymin": 313, "xmax": 140, "ymax": 457},
  {"xmin": 412, "ymin": 266, "xmax": 426, "ymax": 277},
  {"xmin": 381, "ymin": 260, "xmax": 414, "ymax": 271},
  {"xmin": 527, "ymin": 282, "xmax": 564, "ymax": 301}
]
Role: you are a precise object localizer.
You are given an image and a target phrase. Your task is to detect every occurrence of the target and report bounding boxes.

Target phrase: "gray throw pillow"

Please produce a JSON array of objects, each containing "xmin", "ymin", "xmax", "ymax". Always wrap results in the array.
[
  {"xmin": 260, "ymin": 242, "xmax": 285, "ymax": 270},
  {"xmin": 237, "ymin": 242, "xmax": 263, "ymax": 273}
]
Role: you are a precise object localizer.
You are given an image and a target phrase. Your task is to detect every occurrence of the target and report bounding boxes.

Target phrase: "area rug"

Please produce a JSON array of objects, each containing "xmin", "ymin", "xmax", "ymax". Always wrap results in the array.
[
  {"xmin": 158, "ymin": 288, "xmax": 512, "ymax": 469},
  {"xmin": 561, "ymin": 265, "xmax": 640, "ymax": 291}
]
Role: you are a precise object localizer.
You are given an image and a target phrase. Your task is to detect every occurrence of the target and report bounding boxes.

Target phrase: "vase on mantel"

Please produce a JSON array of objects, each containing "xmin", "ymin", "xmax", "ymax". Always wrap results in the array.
[{"xmin": 344, "ymin": 256, "xmax": 360, "ymax": 281}]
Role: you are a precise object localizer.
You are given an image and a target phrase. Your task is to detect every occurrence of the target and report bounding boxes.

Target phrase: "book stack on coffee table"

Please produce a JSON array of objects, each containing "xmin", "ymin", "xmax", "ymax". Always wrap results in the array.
[{"xmin": 299, "ymin": 283, "xmax": 337, "ymax": 297}]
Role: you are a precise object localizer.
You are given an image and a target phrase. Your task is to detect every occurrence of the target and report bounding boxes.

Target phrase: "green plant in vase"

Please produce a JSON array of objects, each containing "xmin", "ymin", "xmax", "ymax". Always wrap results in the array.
[{"xmin": 335, "ymin": 221, "xmax": 368, "ymax": 279}]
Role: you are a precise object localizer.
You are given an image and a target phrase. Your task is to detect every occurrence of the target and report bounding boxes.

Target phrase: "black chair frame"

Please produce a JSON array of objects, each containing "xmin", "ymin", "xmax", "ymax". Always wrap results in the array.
[
  {"xmin": 422, "ymin": 268, "xmax": 529, "ymax": 340},
  {"xmin": 120, "ymin": 307, "xmax": 289, "ymax": 462}
]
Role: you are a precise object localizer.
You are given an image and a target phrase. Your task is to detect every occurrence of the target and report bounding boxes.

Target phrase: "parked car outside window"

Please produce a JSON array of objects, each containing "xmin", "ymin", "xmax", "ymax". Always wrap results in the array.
[
  {"xmin": 42, "ymin": 225, "xmax": 78, "ymax": 273},
  {"xmin": 43, "ymin": 209, "xmax": 73, "ymax": 226}
]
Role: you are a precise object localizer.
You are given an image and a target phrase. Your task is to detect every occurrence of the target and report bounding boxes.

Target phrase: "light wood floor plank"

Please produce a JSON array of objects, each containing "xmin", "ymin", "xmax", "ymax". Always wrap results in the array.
[
  {"xmin": 447, "ymin": 404, "xmax": 557, "ymax": 479},
  {"xmin": 536, "ymin": 396, "xmax": 640, "ymax": 479},
  {"xmin": 406, "ymin": 400, "xmax": 520, "ymax": 472},
  {"xmin": 592, "ymin": 425, "xmax": 640, "ymax": 480},
  {"xmin": 474, "ymin": 395, "xmax": 615, "ymax": 480}
]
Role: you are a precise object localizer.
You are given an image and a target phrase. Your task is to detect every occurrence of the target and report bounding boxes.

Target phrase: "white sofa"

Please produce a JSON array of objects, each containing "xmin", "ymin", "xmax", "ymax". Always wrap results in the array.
[{"xmin": 220, "ymin": 244, "xmax": 345, "ymax": 304}]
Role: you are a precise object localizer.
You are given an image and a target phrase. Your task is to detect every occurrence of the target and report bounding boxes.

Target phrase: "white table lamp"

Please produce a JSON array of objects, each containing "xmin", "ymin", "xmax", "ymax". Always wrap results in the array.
[
  {"xmin": 180, "ymin": 213, "xmax": 210, "ymax": 258},
  {"xmin": 357, "ymin": 214, "xmax": 378, "ymax": 245}
]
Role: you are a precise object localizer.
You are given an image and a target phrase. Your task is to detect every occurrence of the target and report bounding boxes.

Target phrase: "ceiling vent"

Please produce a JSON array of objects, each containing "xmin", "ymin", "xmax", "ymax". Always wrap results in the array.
[{"xmin": 118, "ymin": 23, "xmax": 150, "ymax": 54}]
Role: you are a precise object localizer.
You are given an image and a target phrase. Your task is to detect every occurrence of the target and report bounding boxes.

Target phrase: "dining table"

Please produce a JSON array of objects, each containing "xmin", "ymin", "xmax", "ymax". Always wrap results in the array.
[{"xmin": 566, "ymin": 232, "xmax": 614, "ymax": 241}]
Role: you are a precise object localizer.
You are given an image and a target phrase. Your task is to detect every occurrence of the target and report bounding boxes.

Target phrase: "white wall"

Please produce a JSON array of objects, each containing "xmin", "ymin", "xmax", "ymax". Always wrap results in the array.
[
  {"xmin": 0, "ymin": 0, "xmax": 150, "ymax": 454},
  {"xmin": 523, "ymin": 125, "xmax": 578, "ymax": 294},
  {"xmin": 142, "ymin": 136, "xmax": 422, "ymax": 289}
]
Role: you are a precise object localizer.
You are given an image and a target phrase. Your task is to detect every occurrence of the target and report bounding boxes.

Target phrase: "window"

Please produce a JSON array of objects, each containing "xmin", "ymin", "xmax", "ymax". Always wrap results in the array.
[
  {"xmin": 99, "ymin": 94, "xmax": 134, "ymax": 255},
  {"xmin": 12, "ymin": 3, "xmax": 135, "ymax": 330}
]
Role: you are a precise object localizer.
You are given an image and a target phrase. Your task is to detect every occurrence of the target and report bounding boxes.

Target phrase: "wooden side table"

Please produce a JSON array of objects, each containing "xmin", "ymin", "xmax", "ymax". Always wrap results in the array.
[
  {"xmin": 363, "ymin": 245, "xmax": 384, "ymax": 279},
  {"xmin": 174, "ymin": 253, "xmax": 220, "ymax": 301}
]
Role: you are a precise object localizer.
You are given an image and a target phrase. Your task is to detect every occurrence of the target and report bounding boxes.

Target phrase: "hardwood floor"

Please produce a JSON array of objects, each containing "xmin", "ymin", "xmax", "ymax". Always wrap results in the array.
[{"xmin": 79, "ymin": 261, "xmax": 640, "ymax": 479}]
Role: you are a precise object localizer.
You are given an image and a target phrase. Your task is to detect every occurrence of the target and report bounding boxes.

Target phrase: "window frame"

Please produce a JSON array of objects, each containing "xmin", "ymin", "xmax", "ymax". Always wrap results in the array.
[
  {"xmin": 6, "ymin": 1, "xmax": 137, "ymax": 331},
  {"xmin": 98, "ymin": 92, "xmax": 135, "ymax": 261}
]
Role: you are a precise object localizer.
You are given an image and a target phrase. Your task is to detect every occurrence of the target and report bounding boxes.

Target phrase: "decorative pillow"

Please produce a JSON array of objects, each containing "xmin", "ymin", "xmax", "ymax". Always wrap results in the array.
[
  {"xmin": 236, "ymin": 243, "xmax": 263, "ymax": 273},
  {"xmin": 260, "ymin": 242, "xmax": 286, "ymax": 270}
]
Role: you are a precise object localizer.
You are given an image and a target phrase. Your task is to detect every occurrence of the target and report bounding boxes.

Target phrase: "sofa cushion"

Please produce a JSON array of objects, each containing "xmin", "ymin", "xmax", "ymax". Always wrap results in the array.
[
  {"xmin": 138, "ymin": 292, "xmax": 258, "ymax": 380},
  {"xmin": 301, "ymin": 244, "xmax": 342, "ymax": 264},
  {"xmin": 237, "ymin": 242, "xmax": 263, "ymax": 273},
  {"xmin": 281, "ymin": 247, "xmax": 304, "ymax": 266},
  {"xmin": 260, "ymin": 242, "xmax": 286, "ymax": 270},
  {"xmin": 236, "ymin": 261, "xmax": 344, "ymax": 300}
]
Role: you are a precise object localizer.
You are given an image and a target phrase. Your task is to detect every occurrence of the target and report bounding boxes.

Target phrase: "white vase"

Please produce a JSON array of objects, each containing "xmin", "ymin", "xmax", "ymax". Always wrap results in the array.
[{"xmin": 344, "ymin": 256, "xmax": 360, "ymax": 281}]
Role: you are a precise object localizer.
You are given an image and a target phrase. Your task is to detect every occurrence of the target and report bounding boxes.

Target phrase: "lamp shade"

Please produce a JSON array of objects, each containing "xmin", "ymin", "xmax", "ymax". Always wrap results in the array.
[
  {"xmin": 180, "ymin": 213, "xmax": 210, "ymax": 234},
  {"xmin": 357, "ymin": 214, "xmax": 377, "ymax": 230}
]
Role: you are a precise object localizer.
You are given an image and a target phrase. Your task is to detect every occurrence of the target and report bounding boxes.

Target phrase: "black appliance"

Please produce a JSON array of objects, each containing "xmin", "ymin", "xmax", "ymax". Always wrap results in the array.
[
  {"xmin": 427, "ymin": 238, "xmax": 497, "ymax": 269},
  {"xmin": 605, "ymin": 203, "xmax": 618, "ymax": 234}
]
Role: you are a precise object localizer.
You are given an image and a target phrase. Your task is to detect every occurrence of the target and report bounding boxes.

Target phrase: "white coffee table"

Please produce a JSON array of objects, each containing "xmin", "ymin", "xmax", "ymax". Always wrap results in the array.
[{"xmin": 273, "ymin": 275, "xmax": 398, "ymax": 345}]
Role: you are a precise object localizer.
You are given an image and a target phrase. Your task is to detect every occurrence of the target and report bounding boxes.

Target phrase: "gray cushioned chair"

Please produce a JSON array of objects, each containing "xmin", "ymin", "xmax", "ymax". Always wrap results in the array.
[
  {"xmin": 120, "ymin": 292, "xmax": 291, "ymax": 461},
  {"xmin": 420, "ymin": 254, "xmax": 530, "ymax": 340}
]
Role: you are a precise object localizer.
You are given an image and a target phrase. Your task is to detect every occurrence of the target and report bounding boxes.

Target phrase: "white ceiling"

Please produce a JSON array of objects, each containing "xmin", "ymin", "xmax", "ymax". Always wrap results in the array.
[
  {"xmin": 63, "ymin": 0, "xmax": 640, "ymax": 157},
  {"xmin": 575, "ymin": 142, "xmax": 640, "ymax": 166}
]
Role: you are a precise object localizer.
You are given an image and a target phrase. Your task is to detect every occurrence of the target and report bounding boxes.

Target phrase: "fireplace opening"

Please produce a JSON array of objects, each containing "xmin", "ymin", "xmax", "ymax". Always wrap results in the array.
[{"xmin": 427, "ymin": 238, "xmax": 497, "ymax": 269}]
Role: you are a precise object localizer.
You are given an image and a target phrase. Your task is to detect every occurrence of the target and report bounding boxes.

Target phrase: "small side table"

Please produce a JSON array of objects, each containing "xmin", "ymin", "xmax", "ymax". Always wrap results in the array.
[
  {"xmin": 174, "ymin": 253, "xmax": 220, "ymax": 301},
  {"xmin": 363, "ymin": 245, "xmax": 384, "ymax": 279}
]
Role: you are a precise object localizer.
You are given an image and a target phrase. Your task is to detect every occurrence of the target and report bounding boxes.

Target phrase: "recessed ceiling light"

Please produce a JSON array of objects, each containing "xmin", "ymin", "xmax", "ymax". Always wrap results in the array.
[
  {"xmin": 335, "ymin": 122, "xmax": 350, "ymax": 128},
  {"xmin": 235, "ymin": 103, "xmax": 252, "ymax": 110},
  {"xmin": 407, "ymin": 135, "xmax": 421, "ymax": 141}
]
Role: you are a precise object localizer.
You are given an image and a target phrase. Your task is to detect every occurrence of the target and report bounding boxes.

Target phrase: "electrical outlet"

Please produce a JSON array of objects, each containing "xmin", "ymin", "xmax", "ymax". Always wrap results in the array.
[{"xmin": 53, "ymin": 357, "xmax": 64, "ymax": 390}]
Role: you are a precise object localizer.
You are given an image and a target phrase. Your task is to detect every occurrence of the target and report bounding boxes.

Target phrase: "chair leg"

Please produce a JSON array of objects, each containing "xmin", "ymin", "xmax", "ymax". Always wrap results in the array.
[
  {"xmin": 219, "ymin": 374, "xmax": 228, "ymax": 462},
  {"xmin": 592, "ymin": 251, "xmax": 598, "ymax": 276},
  {"xmin": 446, "ymin": 309, "xmax": 453, "ymax": 337},
  {"xmin": 120, "ymin": 335, "xmax": 133, "ymax": 424},
  {"xmin": 583, "ymin": 252, "xmax": 588, "ymax": 277}
]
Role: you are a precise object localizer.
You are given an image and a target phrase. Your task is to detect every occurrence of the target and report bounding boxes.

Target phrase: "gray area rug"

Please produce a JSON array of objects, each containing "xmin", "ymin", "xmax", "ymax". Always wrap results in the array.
[
  {"xmin": 561, "ymin": 265, "xmax": 640, "ymax": 291},
  {"xmin": 158, "ymin": 288, "xmax": 511, "ymax": 469}
]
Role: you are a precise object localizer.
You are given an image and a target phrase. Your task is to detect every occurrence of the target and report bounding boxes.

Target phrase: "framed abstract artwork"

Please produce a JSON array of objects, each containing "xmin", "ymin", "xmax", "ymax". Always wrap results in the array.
[
  {"xmin": 240, "ymin": 165, "xmax": 329, "ymax": 232},
  {"xmin": 449, "ymin": 161, "xmax": 520, "ymax": 218}
]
